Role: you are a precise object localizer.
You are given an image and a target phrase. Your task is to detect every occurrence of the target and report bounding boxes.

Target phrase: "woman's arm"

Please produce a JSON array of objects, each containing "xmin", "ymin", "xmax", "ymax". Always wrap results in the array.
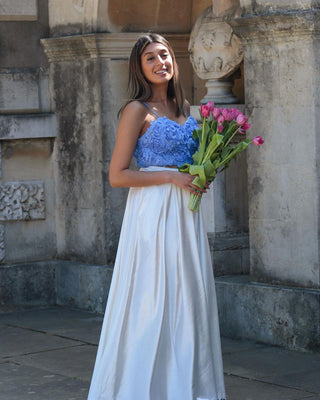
[{"xmin": 109, "ymin": 101, "xmax": 205, "ymax": 194}]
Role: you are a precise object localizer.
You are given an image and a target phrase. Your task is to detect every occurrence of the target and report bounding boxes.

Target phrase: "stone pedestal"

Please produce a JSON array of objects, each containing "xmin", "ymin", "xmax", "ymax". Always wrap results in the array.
[{"xmin": 230, "ymin": 9, "xmax": 320, "ymax": 289}]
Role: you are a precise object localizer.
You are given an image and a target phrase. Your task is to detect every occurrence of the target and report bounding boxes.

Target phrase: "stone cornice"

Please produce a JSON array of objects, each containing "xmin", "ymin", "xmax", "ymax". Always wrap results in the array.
[
  {"xmin": 0, "ymin": 114, "xmax": 57, "ymax": 140},
  {"xmin": 41, "ymin": 33, "xmax": 190, "ymax": 63},
  {"xmin": 229, "ymin": 9, "xmax": 320, "ymax": 45}
]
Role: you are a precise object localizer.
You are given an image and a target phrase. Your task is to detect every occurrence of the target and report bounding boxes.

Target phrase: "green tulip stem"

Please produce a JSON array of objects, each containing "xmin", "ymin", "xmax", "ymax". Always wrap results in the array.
[
  {"xmin": 188, "ymin": 192, "xmax": 202, "ymax": 212},
  {"xmin": 224, "ymin": 125, "xmax": 240, "ymax": 147}
]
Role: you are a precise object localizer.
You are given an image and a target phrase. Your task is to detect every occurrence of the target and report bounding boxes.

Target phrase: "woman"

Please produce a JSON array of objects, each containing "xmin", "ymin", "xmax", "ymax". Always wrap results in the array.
[{"xmin": 88, "ymin": 33, "xmax": 226, "ymax": 400}]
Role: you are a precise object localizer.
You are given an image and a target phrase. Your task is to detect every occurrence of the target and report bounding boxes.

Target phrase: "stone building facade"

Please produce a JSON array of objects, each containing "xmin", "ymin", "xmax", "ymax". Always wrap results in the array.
[{"xmin": 0, "ymin": 0, "xmax": 319, "ymax": 352}]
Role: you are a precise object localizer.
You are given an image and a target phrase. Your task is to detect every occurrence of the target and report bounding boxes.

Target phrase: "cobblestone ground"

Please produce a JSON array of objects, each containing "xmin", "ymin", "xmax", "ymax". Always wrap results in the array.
[{"xmin": 0, "ymin": 306, "xmax": 319, "ymax": 400}]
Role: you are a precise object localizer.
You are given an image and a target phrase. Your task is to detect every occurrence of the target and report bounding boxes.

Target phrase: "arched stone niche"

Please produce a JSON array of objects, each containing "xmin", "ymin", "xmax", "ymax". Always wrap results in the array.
[
  {"xmin": 99, "ymin": 0, "xmax": 193, "ymax": 32},
  {"xmin": 48, "ymin": 0, "xmax": 205, "ymax": 36}
]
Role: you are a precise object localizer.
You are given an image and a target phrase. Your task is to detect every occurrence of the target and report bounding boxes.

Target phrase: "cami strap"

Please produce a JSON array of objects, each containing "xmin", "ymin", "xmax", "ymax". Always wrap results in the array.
[{"xmin": 142, "ymin": 102, "xmax": 160, "ymax": 118}]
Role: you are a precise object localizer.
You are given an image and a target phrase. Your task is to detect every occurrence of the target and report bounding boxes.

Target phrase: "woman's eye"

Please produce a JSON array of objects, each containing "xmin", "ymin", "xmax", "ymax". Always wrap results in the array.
[{"xmin": 147, "ymin": 57, "xmax": 154, "ymax": 61}]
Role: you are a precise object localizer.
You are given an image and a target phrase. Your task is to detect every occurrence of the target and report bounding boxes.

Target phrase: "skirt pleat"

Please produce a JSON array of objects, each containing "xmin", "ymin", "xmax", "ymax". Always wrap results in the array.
[{"xmin": 88, "ymin": 167, "xmax": 226, "ymax": 400}]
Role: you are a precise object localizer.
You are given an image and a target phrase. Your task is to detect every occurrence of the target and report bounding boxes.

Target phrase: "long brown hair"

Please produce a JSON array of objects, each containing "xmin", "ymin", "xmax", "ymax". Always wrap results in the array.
[{"xmin": 119, "ymin": 33, "xmax": 186, "ymax": 117}]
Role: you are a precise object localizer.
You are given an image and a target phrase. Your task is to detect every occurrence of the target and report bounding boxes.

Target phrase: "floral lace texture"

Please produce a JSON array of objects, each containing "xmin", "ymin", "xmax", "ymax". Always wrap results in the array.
[{"xmin": 134, "ymin": 116, "xmax": 199, "ymax": 167}]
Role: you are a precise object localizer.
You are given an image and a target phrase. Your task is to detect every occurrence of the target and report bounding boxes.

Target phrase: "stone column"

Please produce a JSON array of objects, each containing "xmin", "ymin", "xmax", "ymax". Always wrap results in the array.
[{"xmin": 230, "ymin": 6, "xmax": 320, "ymax": 289}]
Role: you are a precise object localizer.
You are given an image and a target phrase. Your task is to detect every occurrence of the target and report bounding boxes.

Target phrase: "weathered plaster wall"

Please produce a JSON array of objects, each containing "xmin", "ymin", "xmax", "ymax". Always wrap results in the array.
[
  {"xmin": 99, "ymin": 57, "xmax": 129, "ymax": 263},
  {"xmin": 1, "ymin": 139, "xmax": 56, "ymax": 263},
  {"xmin": 51, "ymin": 59, "xmax": 106, "ymax": 264},
  {"xmin": 0, "ymin": 0, "xmax": 38, "ymax": 21},
  {"xmin": 240, "ymin": 0, "xmax": 319, "ymax": 15},
  {"xmin": 0, "ymin": 2, "xmax": 48, "ymax": 68},
  {"xmin": 0, "ymin": 0, "xmax": 56, "ymax": 265},
  {"xmin": 231, "ymin": 8, "xmax": 320, "ymax": 289}
]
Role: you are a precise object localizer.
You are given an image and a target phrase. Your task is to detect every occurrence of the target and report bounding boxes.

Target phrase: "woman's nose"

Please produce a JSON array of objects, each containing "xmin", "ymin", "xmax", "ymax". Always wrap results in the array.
[{"xmin": 156, "ymin": 55, "xmax": 164, "ymax": 65}]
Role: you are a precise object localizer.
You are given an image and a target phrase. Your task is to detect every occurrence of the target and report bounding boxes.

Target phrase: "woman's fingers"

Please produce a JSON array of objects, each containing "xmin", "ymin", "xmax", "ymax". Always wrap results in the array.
[
  {"xmin": 187, "ymin": 178, "xmax": 207, "ymax": 195},
  {"xmin": 191, "ymin": 184, "xmax": 206, "ymax": 194},
  {"xmin": 170, "ymin": 171, "xmax": 207, "ymax": 194}
]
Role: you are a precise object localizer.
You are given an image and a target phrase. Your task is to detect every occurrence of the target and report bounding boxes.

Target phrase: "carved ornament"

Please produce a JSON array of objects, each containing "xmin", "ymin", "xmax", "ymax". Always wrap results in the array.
[
  {"xmin": 189, "ymin": 7, "xmax": 243, "ymax": 80},
  {"xmin": 0, "ymin": 181, "xmax": 45, "ymax": 221}
]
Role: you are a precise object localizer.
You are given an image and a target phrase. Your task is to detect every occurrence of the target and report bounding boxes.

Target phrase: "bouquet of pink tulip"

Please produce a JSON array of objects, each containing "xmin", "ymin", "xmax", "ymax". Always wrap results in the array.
[{"xmin": 179, "ymin": 101, "xmax": 264, "ymax": 212}]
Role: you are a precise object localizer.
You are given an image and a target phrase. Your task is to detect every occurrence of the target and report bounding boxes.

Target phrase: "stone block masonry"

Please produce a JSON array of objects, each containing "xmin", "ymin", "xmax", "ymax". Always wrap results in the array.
[
  {"xmin": 0, "ymin": 261, "xmax": 113, "ymax": 314},
  {"xmin": 0, "ymin": 0, "xmax": 38, "ymax": 21},
  {"xmin": 216, "ymin": 275, "xmax": 320, "ymax": 352},
  {"xmin": 0, "ymin": 70, "xmax": 40, "ymax": 113}
]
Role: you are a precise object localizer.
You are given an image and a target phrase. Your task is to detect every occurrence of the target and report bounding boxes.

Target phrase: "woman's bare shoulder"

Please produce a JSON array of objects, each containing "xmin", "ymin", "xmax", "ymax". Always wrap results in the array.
[
  {"xmin": 122, "ymin": 100, "xmax": 148, "ymax": 119},
  {"xmin": 118, "ymin": 101, "xmax": 148, "ymax": 138}
]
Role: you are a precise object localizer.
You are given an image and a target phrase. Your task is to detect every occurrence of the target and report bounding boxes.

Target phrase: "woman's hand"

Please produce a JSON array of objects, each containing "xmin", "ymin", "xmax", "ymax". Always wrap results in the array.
[{"xmin": 169, "ymin": 171, "xmax": 207, "ymax": 195}]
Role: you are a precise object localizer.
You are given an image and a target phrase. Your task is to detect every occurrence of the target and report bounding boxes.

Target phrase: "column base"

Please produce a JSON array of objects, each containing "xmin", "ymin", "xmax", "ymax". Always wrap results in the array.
[{"xmin": 216, "ymin": 275, "xmax": 320, "ymax": 352}]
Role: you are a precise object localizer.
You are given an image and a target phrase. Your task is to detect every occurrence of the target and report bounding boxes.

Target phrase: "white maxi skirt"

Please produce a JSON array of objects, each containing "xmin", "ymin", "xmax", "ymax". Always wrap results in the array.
[{"xmin": 87, "ymin": 167, "xmax": 226, "ymax": 400}]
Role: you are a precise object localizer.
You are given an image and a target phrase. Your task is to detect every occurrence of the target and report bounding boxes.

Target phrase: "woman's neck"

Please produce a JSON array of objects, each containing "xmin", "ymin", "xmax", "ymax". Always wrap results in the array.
[{"xmin": 148, "ymin": 84, "xmax": 169, "ymax": 104}]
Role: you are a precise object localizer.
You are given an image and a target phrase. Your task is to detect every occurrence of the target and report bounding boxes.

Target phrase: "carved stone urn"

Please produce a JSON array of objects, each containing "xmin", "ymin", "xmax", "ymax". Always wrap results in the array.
[{"xmin": 189, "ymin": 7, "xmax": 243, "ymax": 103}]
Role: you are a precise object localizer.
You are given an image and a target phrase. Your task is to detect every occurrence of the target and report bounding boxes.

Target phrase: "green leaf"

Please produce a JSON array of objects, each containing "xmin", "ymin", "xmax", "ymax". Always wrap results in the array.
[
  {"xmin": 221, "ymin": 145, "xmax": 233, "ymax": 160},
  {"xmin": 192, "ymin": 128, "xmax": 201, "ymax": 141},
  {"xmin": 223, "ymin": 121, "xmax": 239, "ymax": 145},
  {"xmin": 219, "ymin": 138, "xmax": 251, "ymax": 167},
  {"xmin": 178, "ymin": 163, "xmax": 191, "ymax": 173},
  {"xmin": 203, "ymin": 160, "xmax": 217, "ymax": 180},
  {"xmin": 202, "ymin": 133, "xmax": 223, "ymax": 165},
  {"xmin": 189, "ymin": 164, "xmax": 206, "ymax": 187},
  {"xmin": 210, "ymin": 158, "xmax": 221, "ymax": 170},
  {"xmin": 192, "ymin": 149, "xmax": 202, "ymax": 164},
  {"xmin": 196, "ymin": 122, "xmax": 210, "ymax": 164}
]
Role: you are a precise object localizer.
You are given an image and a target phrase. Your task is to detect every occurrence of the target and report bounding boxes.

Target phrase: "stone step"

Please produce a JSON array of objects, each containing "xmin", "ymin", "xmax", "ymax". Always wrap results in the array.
[
  {"xmin": 216, "ymin": 274, "xmax": 320, "ymax": 352},
  {"xmin": 1, "ymin": 260, "xmax": 319, "ymax": 352}
]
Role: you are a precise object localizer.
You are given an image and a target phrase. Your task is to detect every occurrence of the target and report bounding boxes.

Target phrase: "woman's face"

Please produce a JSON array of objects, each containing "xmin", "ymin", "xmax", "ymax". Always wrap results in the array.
[{"xmin": 140, "ymin": 42, "xmax": 174, "ymax": 85}]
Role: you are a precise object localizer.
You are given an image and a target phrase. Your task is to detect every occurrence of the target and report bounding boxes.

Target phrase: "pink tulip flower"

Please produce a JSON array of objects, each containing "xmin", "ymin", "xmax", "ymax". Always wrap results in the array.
[
  {"xmin": 206, "ymin": 101, "xmax": 215, "ymax": 111},
  {"xmin": 239, "ymin": 123, "xmax": 251, "ymax": 134},
  {"xmin": 222, "ymin": 108, "xmax": 233, "ymax": 121},
  {"xmin": 217, "ymin": 115, "xmax": 225, "ymax": 125},
  {"xmin": 218, "ymin": 124, "xmax": 224, "ymax": 133},
  {"xmin": 230, "ymin": 108, "xmax": 242, "ymax": 119},
  {"xmin": 212, "ymin": 107, "xmax": 221, "ymax": 119},
  {"xmin": 200, "ymin": 104, "xmax": 210, "ymax": 118},
  {"xmin": 252, "ymin": 136, "xmax": 264, "ymax": 146},
  {"xmin": 236, "ymin": 113, "xmax": 249, "ymax": 126}
]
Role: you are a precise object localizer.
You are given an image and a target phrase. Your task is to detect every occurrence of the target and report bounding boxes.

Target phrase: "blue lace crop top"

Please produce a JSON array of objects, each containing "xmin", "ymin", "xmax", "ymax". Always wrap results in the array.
[{"xmin": 133, "ymin": 103, "xmax": 199, "ymax": 168}]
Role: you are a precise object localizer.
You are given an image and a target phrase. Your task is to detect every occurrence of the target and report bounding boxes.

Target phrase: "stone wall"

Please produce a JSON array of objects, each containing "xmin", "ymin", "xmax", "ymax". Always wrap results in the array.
[
  {"xmin": 231, "ymin": 6, "xmax": 320, "ymax": 289},
  {"xmin": 0, "ymin": 0, "xmax": 57, "ymax": 265},
  {"xmin": 0, "ymin": 0, "xmax": 211, "ymax": 266}
]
